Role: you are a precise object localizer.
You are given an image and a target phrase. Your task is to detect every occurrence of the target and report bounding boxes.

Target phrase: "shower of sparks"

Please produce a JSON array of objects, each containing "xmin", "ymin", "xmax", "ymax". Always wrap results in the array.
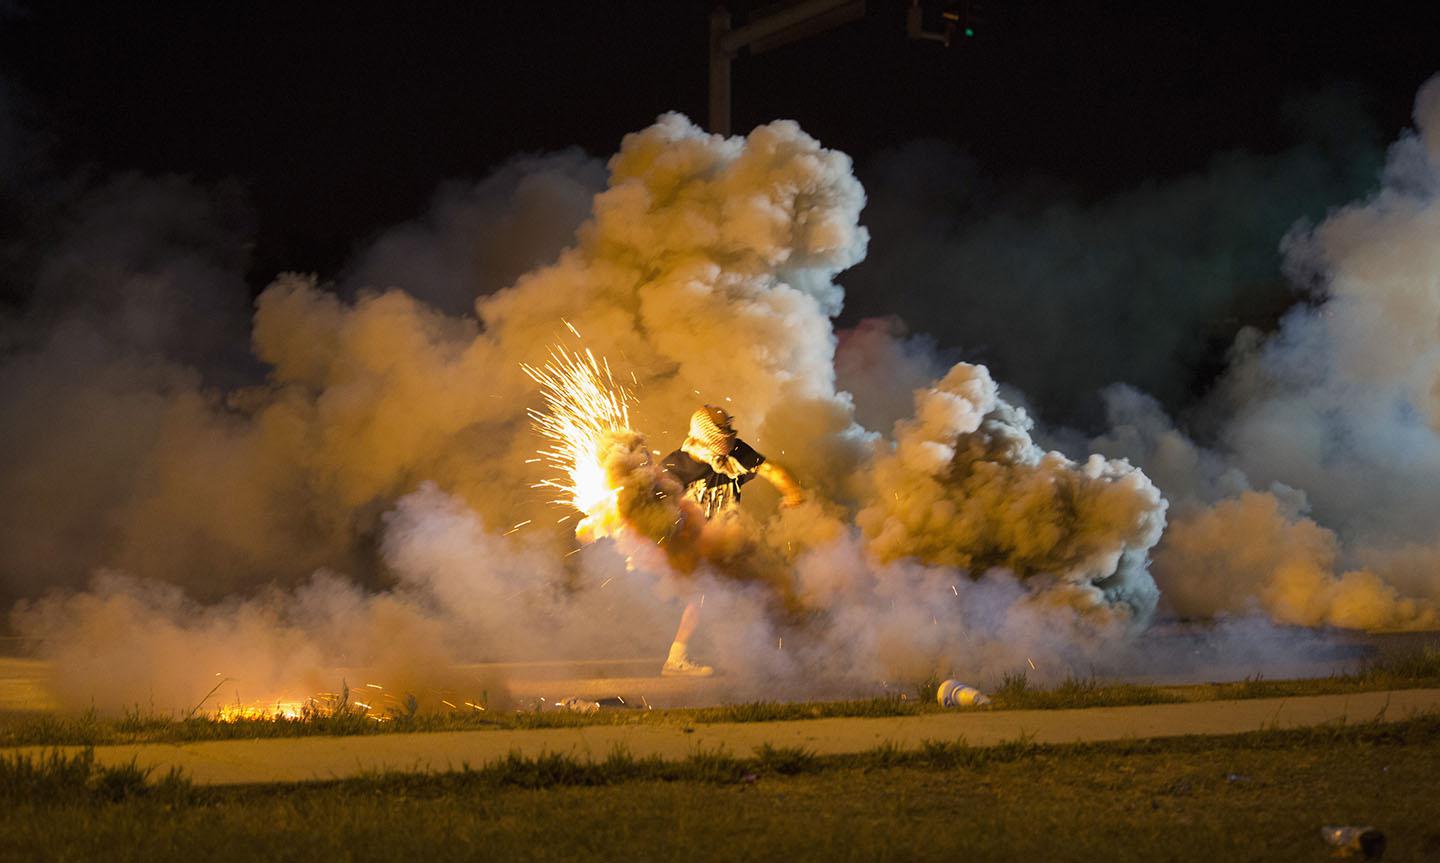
[
  {"xmin": 201, "ymin": 679, "xmax": 496, "ymax": 724},
  {"xmin": 522, "ymin": 346, "xmax": 634, "ymax": 521}
]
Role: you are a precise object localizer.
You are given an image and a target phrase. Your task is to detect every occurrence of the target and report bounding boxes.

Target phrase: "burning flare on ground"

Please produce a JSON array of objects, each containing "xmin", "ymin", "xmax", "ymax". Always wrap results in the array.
[
  {"xmin": 521, "ymin": 344, "xmax": 636, "ymax": 536},
  {"xmin": 205, "ymin": 681, "xmax": 488, "ymax": 724}
]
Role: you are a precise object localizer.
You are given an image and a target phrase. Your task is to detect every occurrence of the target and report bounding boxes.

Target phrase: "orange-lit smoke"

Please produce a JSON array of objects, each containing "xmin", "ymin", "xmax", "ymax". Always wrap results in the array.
[{"xmin": 12, "ymin": 79, "xmax": 1440, "ymax": 716}]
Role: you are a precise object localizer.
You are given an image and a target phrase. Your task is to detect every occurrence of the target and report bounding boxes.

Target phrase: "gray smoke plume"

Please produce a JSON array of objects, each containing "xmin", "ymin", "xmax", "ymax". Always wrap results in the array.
[
  {"xmin": 847, "ymin": 88, "xmax": 1384, "ymax": 426},
  {"xmin": 1093, "ymin": 74, "xmax": 1440, "ymax": 628},
  {"xmin": 342, "ymin": 149, "xmax": 605, "ymax": 316}
]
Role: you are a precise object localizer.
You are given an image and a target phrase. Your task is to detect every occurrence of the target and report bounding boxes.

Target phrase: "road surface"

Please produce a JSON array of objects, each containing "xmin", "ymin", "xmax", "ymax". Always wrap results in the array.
[{"xmin": 6, "ymin": 688, "xmax": 1437, "ymax": 785}]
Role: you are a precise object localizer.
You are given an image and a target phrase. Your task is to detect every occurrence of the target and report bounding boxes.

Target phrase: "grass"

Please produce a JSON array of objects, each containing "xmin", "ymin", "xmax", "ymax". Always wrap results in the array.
[
  {"xmin": 0, "ymin": 748, "xmax": 190, "ymax": 804},
  {"xmin": 0, "ymin": 694, "xmax": 937, "ymax": 748},
  {"xmin": 2, "ymin": 716, "xmax": 1439, "ymax": 861},
  {"xmin": 1192, "ymin": 644, "xmax": 1440, "ymax": 702},
  {"xmin": 988, "ymin": 671, "xmax": 1185, "ymax": 710},
  {"xmin": 4, "ymin": 642, "xmax": 1439, "ymax": 748}
]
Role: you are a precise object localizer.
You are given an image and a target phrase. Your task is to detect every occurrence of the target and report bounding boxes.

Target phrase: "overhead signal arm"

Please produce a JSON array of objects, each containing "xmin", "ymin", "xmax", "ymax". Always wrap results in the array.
[{"xmin": 709, "ymin": 0, "xmax": 867, "ymax": 135}]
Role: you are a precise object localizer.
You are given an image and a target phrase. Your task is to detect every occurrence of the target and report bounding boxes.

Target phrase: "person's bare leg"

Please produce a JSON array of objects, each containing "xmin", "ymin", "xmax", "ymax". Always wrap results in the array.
[
  {"xmin": 673, "ymin": 600, "xmax": 700, "ymax": 644},
  {"xmin": 662, "ymin": 600, "xmax": 713, "ymax": 676}
]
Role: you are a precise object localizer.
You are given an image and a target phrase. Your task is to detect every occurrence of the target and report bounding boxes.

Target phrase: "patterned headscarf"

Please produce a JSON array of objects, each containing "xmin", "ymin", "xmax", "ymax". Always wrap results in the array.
[
  {"xmin": 682, "ymin": 405, "xmax": 744, "ymax": 477},
  {"xmin": 687, "ymin": 405, "xmax": 736, "ymax": 455}
]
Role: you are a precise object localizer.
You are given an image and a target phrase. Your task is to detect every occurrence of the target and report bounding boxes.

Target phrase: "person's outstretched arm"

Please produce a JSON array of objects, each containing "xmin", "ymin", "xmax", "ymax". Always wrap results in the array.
[{"xmin": 757, "ymin": 461, "xmax": 805, "ymax": 507}]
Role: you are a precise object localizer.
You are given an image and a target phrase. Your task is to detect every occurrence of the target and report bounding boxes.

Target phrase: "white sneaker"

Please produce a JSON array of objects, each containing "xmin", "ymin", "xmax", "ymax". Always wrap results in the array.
[{"xmin": 661, "ymin": 656, "xmax": 715, "ymax": 677}]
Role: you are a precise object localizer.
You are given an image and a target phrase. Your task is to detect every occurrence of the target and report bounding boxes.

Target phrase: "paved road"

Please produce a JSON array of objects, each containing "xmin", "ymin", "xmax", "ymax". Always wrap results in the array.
[{"xmin": 7, "ymin": 688, "xmax": 1436, "ymax": 786}]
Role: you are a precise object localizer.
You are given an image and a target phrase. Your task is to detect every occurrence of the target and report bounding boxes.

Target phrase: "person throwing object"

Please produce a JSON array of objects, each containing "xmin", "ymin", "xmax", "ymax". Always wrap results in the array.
[{"xmin": 657, "ymin": 405, "xmax": 804, "ymax": 676}]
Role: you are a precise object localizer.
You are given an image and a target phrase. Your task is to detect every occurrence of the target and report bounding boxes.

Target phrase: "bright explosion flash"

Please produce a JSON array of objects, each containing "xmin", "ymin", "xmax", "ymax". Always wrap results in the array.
[{"xmin": 521, "ymin": 346, "xmax": 634, "ymax": 527}]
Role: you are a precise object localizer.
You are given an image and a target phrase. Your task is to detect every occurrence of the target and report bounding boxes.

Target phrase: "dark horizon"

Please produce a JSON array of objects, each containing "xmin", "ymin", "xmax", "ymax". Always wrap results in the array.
[{"xmin": 4, "ymin": 1, "xmax": 1437, "ymax": 284}]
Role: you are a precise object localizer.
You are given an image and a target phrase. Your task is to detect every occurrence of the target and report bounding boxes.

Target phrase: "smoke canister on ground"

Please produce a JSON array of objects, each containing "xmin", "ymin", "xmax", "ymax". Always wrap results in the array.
[{"xmin": 937, "ymin": 679, "xmax": 990, "ymax": 707}]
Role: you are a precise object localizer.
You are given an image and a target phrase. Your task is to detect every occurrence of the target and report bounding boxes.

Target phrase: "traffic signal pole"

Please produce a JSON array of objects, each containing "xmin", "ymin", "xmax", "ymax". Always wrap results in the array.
[{"xmin": 708, "ymin": 0, "xmax": 866, "ymax": 136}]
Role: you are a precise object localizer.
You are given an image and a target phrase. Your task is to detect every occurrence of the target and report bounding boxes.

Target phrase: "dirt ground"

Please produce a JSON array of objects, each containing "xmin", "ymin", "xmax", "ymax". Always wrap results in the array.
[{"xmin": 8, "ymin": 687, "xmax": 1437, "ymax": 785}]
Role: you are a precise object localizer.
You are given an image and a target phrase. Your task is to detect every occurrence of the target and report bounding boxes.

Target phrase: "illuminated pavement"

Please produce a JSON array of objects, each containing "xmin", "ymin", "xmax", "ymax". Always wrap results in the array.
[{"xmin": 5, "ymin": 688, "xmax": 1438, "ymax": 785}]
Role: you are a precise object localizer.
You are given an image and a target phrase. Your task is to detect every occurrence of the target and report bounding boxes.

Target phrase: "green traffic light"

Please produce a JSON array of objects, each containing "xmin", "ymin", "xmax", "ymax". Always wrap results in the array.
[{"xmin": 964, "ymin": 27, "xmax": 975, "ymax": 37}]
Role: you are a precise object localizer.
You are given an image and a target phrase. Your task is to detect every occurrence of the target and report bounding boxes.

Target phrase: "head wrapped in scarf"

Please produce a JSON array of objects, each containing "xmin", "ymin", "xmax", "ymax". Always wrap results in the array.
[
  {"xmin": 682, "ymin": 405, "xmax": 743, "ymax": 476},
  {"xmin": 688, "ymin": 405, "xmax": 735, "ymax": 454}
]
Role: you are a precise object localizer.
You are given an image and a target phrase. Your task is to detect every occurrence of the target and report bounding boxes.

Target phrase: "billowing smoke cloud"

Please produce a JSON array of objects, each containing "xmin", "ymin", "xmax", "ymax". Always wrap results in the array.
[
  {"xmin": 834, "ymin": 316, "xmax": 948, "ymax": 434},
  {"xmin": 1099, "ymin": 385, "xmax": 1440, "ymax": 630},
  {"xmin": 0, "ymin": 170, "xmax": 266, "ymax": 601},
  {"xmin": 19, "ymin": 70, "xmax": 1440, "ymax": 716},
  {"xmin": 847, "ymin": 88, "xmax": 1384, "ymax": 426},
  {"xmin": 7, "ymin": 112, "xmax": 1175, "ymax": 712},
  {"xmin": 342, "ymin": 150, "xmax": 606, "ymax": 317},
  {"xmin": 857, "ymin": 363, "xmax": 1165, "ymax": 622},
  {"xmin": 1093, "ymin": 75, "xmax": 1440, "ymax": 629},
  {"xmin": 21, "ymin": 484, "xmax": 671, "ymax": 712}
]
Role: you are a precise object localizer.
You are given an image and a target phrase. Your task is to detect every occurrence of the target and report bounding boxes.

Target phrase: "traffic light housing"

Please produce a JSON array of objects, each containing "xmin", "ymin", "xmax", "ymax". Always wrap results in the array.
[
  {"xmin": 907, "ymin": 0, "xmax": 985, "ymax": 48},
  {"xmin": 941, "ymin": 0, "xmax": 983, "ymax": 42}
]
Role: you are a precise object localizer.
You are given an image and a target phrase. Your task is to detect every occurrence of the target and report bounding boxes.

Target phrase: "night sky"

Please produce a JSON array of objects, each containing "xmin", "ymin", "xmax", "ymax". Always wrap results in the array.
[{"xmin": 5, "ymin": 0, "xmax": 1437, "ymax": 283}]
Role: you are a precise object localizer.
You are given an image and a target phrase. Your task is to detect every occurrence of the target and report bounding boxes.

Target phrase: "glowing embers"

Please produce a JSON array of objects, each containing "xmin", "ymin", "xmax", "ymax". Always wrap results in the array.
[
  {"xmin": 206, "ymin": 685, "xmax": 373, "ymax": 723},
  {"xmin": 204, "ymin": 682, "xmax": 492, "ymax": 723},
  {"xmin": 522, "ymin": 346, "xmax": 635, "ymax": 532},
  {"xmin": 211, "ymin": 701, "xmax": 309, "ymax": 722}
]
